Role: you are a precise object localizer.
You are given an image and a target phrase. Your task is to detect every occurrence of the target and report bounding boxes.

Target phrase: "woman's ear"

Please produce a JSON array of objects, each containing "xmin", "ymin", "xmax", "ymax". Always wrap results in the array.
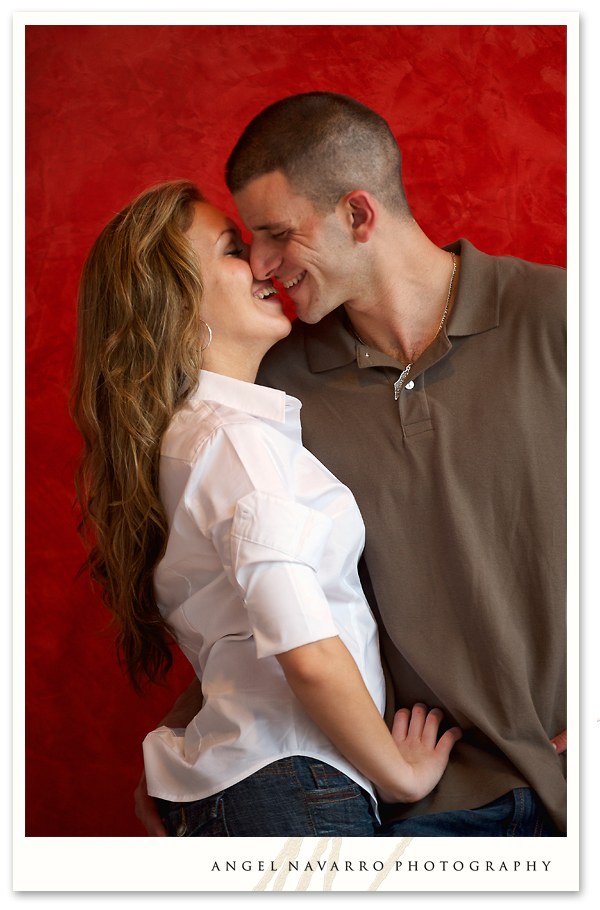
[{"xmin": 340, "ymin": 190, "xmax": 378, "ymax": 243}]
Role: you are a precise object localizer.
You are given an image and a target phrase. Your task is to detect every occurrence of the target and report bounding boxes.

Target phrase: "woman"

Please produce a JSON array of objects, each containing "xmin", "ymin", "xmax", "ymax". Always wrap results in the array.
[{"xmin": 72, "ymin": 180, "xmax": 461, "ymax": 837}]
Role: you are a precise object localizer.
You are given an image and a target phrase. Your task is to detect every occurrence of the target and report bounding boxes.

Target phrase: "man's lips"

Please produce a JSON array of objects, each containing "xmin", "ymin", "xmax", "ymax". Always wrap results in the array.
[{"xmin": 282, "ymin": 270, "xmax": 307, "ymax": 290}]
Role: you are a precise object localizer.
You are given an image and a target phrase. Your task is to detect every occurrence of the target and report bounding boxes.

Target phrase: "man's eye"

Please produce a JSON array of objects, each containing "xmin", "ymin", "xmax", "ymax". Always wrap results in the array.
[{"xmin": 272, "ymin": 231, "xmax": 288, "ymax": 240}]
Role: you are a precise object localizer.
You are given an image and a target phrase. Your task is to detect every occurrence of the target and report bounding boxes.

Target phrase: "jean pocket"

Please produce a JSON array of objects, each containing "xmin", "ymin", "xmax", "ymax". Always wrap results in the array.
[
  {"xmin": 302, "ymin": 761, "xmax": 376, "ymax": 835},
  {"xmin": 306, "ymin": 763, "xmax": 362, "ymax": 802}
]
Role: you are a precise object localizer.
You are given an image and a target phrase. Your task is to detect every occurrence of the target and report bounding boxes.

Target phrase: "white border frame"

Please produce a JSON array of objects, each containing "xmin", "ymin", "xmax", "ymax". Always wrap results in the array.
[{"xmin": 12, "ymin": 6, "xmax": 590, "ymax": 902}]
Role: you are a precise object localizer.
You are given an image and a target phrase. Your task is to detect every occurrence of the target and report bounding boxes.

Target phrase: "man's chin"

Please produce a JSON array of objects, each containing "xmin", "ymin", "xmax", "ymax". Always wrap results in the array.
[
  {"xmin": 292, "ymin": 298, "xmax": 330, "ymax": 325},
  {"xmin": 295, "ymin": 311, "xmax": 321, "ymax": 325}
]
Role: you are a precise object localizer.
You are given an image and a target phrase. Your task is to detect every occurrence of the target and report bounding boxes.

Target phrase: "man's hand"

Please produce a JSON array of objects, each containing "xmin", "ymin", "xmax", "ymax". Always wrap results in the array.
[
  {"xmin": 134, "ymin": 769, "xmax": 168, "ymax": 837},
  {"xmin": 388, "ymin": 704, "xmax": 462, "ymax": 804},
  {"xmin": 551, "ymin": 729, "xmax": 567, "ymax": 755}
]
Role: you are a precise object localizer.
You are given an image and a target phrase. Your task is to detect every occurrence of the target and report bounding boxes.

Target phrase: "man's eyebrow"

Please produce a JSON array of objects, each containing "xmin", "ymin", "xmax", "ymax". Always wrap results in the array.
[{"xmin": 252, "ymin": 221, "xmax": 288, "ymax": 232}]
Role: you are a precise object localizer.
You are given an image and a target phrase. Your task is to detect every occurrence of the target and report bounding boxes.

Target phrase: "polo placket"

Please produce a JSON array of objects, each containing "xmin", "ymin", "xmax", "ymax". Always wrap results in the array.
[
  {"xmin": 355, "ymin": 329, "xmax": 453, "ymax": 440},
  {"xmin": 396, "ymin": 370, "xmax": 432, "ymax": 438}
]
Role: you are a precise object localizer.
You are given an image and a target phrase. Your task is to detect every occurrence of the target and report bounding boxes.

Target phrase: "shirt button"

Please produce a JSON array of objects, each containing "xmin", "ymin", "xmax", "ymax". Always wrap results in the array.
[{"xmin": 405, "ymin": 380, "xmax": 415, "ymax": 390}]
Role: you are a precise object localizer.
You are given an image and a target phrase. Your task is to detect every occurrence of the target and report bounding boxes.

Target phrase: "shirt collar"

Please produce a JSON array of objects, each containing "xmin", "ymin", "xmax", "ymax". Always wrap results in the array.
[
  {"xmin": 442, "ymin": 238, "xmax": 500, "ymax": 337},
  {"xmin": 304, "ymin": 239, "xmax": 500, "ymax": 373},
  {"xmin": 193, "ymin": 370, "xmax": 298, "ymax": 425}
]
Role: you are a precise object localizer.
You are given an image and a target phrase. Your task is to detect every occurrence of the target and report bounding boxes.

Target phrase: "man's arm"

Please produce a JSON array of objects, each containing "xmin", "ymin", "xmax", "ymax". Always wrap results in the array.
[{"xmin": 134, "ymin": 677, "xmax": 203, "ymax": 836}]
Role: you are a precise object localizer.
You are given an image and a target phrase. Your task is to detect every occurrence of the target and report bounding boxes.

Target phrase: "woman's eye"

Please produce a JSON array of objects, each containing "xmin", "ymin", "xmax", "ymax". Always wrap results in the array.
[{"xmin": 226, "ymin": 247, "xmax": 243, "ymax": 257}]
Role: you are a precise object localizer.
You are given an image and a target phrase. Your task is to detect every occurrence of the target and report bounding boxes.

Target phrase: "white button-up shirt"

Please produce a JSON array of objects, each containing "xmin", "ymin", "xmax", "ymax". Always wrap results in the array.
[{"xmin": 143, "ymin": 370, "xmax": 385, "ymax": 806}]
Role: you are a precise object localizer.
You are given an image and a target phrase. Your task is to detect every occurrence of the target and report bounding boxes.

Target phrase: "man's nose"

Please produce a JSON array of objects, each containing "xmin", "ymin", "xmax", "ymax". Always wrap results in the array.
[{"xmin": 250, "ymin": 238, "xmax": 281, "ymax": 280}]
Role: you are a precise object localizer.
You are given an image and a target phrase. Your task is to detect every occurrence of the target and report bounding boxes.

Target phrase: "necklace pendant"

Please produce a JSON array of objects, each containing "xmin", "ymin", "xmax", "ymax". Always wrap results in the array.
[
  {"xmin": 394, "ymin": 363, "xmax": 412, "ymax": 400},
  {"xmin": 392, "ymin": 253, "xmax": 455, "ymax": 401}
]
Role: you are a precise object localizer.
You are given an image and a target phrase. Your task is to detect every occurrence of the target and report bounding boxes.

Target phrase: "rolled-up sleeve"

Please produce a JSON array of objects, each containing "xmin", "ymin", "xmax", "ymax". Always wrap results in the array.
[
  {"xmin": 184, "ymin": 422, "xmax": 340, "ymax": 659},
  {"xmin": 230, "ymin": 491, "xmax": 339, "ymax": 657}
]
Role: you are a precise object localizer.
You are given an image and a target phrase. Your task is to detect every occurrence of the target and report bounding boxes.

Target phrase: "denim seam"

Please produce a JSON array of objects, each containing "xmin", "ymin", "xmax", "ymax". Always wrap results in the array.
[
  {"xmin": 216, "ymin": 793, "xmax": 229, "ymax": 837},
  {"xmin": 316, "ymin": 774, "xmax": 349, "ymax": 786},
  {"xmin": 306, "ymin": 786, "xmax": 359, "ymax": 795},
  {"xmin": 291, "ymin": 766, "xmax": 319, "ymax": 836},
  {"xmin": 305, "ymin": 791, "xmax": 361, "ymax": 804},
  {"xmin": 508, "ymin": 788, "xmax": 525, "ymax": 837},
  {"xmin": 309, "ymin": 763, "xmax": 326, "ymax": 787},
  {"xmin": 533, "ymin": 813, "xmax": 544, "ymax": 837},
  {"xmin": 254, "ymin": 769, "xmax": 295, "ymax": 777}
]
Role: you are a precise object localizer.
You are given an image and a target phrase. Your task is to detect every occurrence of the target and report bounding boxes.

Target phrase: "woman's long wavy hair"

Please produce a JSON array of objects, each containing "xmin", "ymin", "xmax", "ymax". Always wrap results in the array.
[{"xmin": 71, "ymin": 180, "xmax": 205, "ymax": 693}]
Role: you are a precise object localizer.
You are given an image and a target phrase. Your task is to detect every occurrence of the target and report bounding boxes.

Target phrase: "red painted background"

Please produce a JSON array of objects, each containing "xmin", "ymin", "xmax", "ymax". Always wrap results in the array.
[{"xmin": 25, "ymin": 24, "xmax": 566, "ymax": 836}]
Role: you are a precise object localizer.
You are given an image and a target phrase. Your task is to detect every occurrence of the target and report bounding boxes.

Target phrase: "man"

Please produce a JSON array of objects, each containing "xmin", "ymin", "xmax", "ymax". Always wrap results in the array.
[{"xmin": 136, "ymin": 92, "xmax": 566, "ymax": 836}]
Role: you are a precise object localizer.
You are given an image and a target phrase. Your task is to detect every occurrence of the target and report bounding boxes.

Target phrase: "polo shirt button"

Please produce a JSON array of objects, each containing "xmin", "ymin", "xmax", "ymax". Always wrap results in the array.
[
  {"xmin": 176, "ymin": 822, "xmax": 187, "ymax": 836},
  {"xmin": 405, "ymin": 380, "xmax": 415, "ymax": 390}
]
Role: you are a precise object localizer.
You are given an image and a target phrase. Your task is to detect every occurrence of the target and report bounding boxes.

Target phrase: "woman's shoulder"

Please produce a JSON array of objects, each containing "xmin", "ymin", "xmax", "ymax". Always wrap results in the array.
[{"xmin": 161, "ymin": 399, "xmax": 260, "ymax": 462}]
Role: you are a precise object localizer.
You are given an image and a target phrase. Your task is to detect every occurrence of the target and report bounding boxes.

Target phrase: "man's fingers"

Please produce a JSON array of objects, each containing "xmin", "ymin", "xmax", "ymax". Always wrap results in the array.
[{"xmin": 551, "ymin": 729, "xmax": 567, "ymax": 755}]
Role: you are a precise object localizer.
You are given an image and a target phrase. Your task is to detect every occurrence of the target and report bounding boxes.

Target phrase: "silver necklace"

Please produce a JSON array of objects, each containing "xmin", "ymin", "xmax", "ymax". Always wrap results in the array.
[{"xmin": 351, "ymin": 252, "xmax": 457, "ymax": 400}]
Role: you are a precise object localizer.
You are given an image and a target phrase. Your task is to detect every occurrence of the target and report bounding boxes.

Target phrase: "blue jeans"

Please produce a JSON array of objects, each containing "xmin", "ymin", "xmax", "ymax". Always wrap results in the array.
[
  {"xmin": 376, "ymin": 788, "xmax": 564, "ymax": 837},
  {"xmin": 155, "ymin": 756, "xmax": 377, "ymax": 836}
]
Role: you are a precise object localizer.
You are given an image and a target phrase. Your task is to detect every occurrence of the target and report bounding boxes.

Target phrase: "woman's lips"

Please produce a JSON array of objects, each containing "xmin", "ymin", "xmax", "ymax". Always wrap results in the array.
[{"xmin": 253, "ymin": 281, "xmax": 278, "ymax": 299}]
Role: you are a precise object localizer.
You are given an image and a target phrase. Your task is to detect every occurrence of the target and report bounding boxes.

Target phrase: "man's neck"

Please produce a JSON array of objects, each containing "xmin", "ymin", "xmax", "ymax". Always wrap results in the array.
[{"xmin": 344, "ymin": 223, "xmax": 459, "ymax": 365}]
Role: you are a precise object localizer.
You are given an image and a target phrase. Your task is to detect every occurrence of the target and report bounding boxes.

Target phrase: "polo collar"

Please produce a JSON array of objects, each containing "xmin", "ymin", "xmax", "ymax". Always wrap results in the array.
[
  {"xmin": 193, "ymin": 370, "xmax": 291, "ymax": 424},
  {"xmin": 442, "ymin": 239, "xmax": 500, "ymax": 337},
  {"xmin": 304, "ymin": 239, "xmax": 500, "ymax": 374}
]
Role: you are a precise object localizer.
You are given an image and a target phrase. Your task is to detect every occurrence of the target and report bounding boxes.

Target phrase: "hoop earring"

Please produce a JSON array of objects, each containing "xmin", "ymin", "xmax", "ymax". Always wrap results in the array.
[{"xmin": 200, "ymin": 321, "xmax": 212, "ymax": 352}]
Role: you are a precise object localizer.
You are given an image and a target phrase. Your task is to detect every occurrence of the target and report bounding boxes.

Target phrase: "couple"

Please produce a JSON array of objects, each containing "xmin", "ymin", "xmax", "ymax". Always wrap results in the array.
[{"xmin": 72, "ymin": 92, "xmax": 566, "ymax": 838}]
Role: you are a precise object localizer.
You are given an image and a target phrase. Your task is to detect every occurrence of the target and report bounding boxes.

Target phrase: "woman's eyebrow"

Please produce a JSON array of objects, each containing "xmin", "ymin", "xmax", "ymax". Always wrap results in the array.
[{"xmin": 215, "ymin": 227, "xmax": 237, "ymax": 245}]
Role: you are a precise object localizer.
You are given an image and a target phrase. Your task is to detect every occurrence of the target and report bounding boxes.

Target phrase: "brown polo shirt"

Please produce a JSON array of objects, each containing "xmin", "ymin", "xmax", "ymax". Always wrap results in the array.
[{"xmin": 258, "ymin": 238, "xmax": 567, "ymax": 831}]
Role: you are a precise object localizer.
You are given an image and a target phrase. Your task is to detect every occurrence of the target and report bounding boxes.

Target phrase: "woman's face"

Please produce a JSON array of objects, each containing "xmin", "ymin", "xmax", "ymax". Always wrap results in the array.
[{"xmin": 186, "ymin": 202, "xmax": 291, "ymax": 360}]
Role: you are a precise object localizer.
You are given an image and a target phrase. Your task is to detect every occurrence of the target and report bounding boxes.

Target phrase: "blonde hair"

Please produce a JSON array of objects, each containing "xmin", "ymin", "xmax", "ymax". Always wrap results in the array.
[{"xmin": 71, "ymin": 180, "xmax": 204, "ymax": 692}]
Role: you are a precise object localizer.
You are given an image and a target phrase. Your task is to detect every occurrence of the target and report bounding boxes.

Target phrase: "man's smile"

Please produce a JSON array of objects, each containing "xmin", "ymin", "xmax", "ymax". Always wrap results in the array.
[{"xmin": 282, "ymin": 270, "xmax": 307, "ymax": 290}]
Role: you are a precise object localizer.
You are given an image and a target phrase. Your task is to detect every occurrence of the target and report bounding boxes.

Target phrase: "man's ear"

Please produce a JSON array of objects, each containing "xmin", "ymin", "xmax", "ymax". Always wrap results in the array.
[{"xmin": 340, "ymin": 191, "xmax": 377, "ymax": 243}]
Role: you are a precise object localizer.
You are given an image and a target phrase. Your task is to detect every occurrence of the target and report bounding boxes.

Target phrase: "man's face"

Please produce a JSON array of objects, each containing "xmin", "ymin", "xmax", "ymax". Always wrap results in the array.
[{"xmin": 233, "ymin": 171, "xmax": 355, "ymax": 324}]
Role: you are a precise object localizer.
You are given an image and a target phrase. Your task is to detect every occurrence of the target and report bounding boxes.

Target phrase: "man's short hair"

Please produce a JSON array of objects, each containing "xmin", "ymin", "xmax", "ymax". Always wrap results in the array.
[{"xmin": 225, "ymin": 92, "xmax": 412, "ymax": 218}]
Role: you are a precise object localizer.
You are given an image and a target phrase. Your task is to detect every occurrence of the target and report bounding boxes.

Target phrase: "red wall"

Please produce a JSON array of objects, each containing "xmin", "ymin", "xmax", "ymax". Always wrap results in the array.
[{"xmin": 25, "ymin": 24, "xmax": 566, "ymax": 836}]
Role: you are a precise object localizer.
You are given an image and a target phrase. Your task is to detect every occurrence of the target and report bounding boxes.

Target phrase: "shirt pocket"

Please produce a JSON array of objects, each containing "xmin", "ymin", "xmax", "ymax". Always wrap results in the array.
[{"xmin": 230, "ymin": 490, "xmax": 333, "ymax": 570}]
